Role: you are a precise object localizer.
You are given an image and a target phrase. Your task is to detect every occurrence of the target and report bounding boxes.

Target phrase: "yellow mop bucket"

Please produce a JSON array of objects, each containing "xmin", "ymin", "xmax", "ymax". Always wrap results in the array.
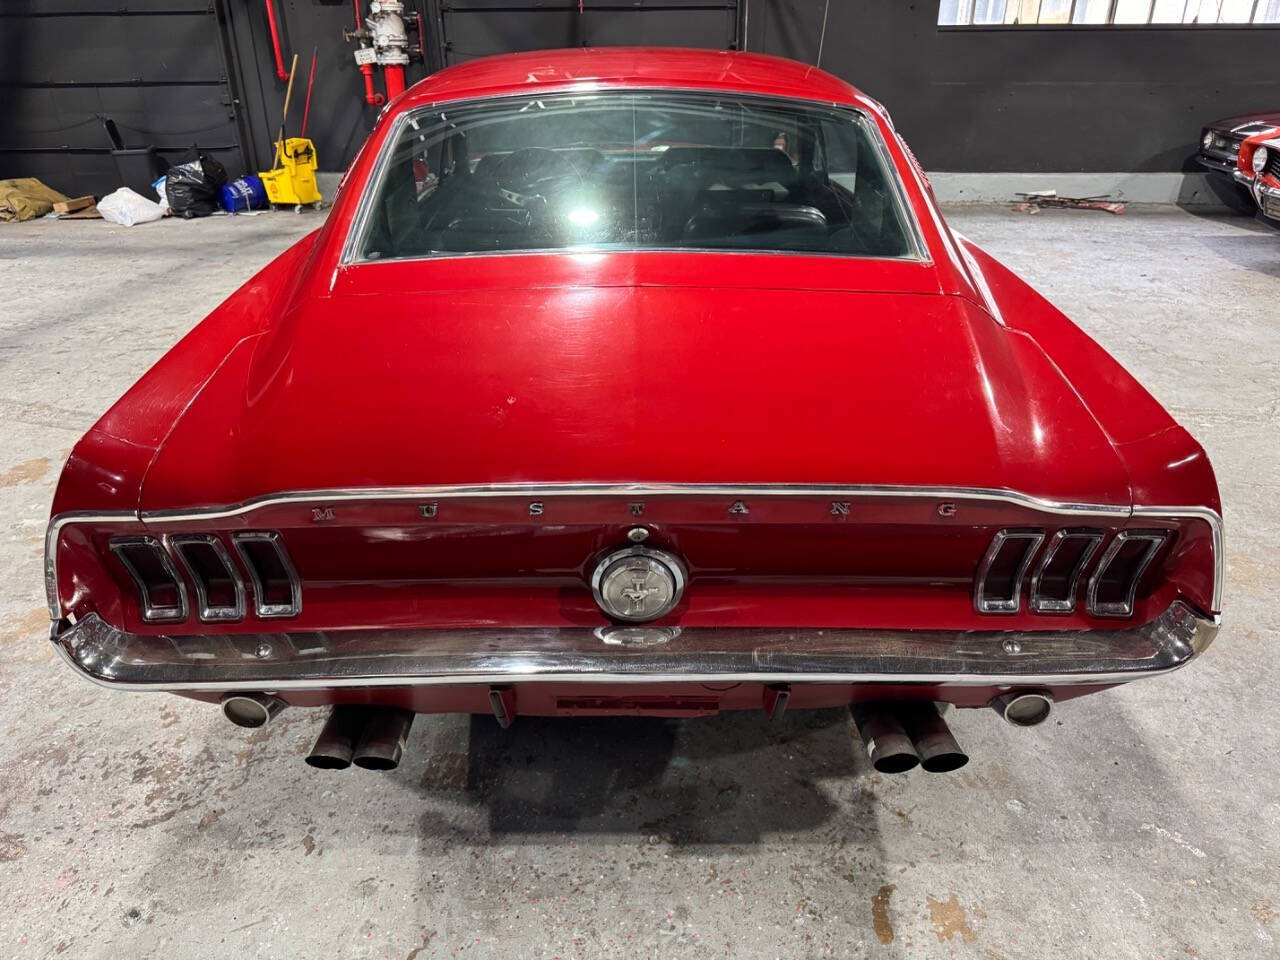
[{"xmin": 260, "ymin": 137, "xmax": 322, "ymax": 209}]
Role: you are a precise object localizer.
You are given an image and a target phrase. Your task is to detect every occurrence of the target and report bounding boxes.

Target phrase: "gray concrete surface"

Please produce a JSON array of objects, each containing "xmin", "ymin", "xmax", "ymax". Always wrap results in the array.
[{"xmin": 1, "ymin": 207, "xmax": 1277, "ymax": 959}]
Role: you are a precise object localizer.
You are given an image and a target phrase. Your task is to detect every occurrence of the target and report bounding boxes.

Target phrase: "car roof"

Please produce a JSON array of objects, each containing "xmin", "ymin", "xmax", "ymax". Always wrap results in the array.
[{"xmin": 398, "ymin": 47, "xmax": 866, "ymax": 109}]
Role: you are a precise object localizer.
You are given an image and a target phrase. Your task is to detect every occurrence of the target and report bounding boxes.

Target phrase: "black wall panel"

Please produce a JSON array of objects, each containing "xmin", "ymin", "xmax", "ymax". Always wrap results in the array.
[
  {"xmin": 745, "ymin": 1, "xmax": 1280, "ymax": 174},
  {"xmin": 0, "ymin": 1, "xmax": 246, "ymax": 197}
]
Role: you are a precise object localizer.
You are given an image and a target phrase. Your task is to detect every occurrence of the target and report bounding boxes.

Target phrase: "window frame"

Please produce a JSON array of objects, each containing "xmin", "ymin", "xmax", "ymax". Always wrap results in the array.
[{"xmin": 340, "ymin": 89, "xmax": 930, "ymax": 267}]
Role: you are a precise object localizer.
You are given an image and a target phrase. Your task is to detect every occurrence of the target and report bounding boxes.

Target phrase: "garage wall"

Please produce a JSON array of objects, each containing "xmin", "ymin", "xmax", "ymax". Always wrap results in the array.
[
  {"xmin": 746, "ymin": 1, "xmax": 1280, "ymax": 174},
  {"xmin": 4, "ymin": 1, "xmax": 1280, "ymax": 196},
  {"xmin": 0, "ymin": 0, "xmax": 249, "ymax": 198}
]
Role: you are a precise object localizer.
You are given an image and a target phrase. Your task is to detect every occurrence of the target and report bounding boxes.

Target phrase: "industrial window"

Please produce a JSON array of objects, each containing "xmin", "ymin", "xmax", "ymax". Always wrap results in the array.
[{"xmin": 939, "ymin": 0, "xmax": 1280, "ymax": 23}]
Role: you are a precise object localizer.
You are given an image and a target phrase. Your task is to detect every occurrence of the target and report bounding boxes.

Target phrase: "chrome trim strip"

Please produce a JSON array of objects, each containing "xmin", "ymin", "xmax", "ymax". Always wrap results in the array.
[
  {"xmin": 230, "ymin": 531, "xmax": 303, "ymax": 619},
  {"xmin": 49, "ymin": 602, "xmax": 1218, "ymax": 693},
  {"xmin": 45, "ymin": 487, "xmax": 1223, "ymax": 620},
  {"xmin": 108, "ymin": 536, "xmax": 188, "ymax": 624},
  {"xmin": 1029, "ymin": 528, "xmax": 1104, "ymax": 615},
  {"xmin": 1087, "ymin": 530, "xmax": 1167, "ymax": 619},
  {"xmin": 138, "ymin": 483, "xmax": 1133, "ymax": 522},
  {"xmin": 169, "ymin": 535, "xmax": 246, "ymax": 623},
  {"xmin": 1132, "ymin": 506, "xmax": 1224, "ymax": 611},
  {"xmin": 973, "ymin": 528, "xmax": 1045, "ymax": 614}
]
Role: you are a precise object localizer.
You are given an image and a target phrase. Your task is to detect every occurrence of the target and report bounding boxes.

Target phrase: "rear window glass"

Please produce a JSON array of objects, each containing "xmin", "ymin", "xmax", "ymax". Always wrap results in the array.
[{"xmin": 354, "ymin": 91, "xmax": 918, "ymax": 261}]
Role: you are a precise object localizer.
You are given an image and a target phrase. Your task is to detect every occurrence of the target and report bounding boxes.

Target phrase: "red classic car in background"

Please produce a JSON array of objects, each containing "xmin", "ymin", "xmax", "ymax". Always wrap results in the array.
[
  {"xmin": 1236, "ymin": 126, "xmax": 1280, "ymax": 223},
  {"xmin": 46, "ymin": 48, "xmax": 1222, "ymax": 776},
  {"xmin": 1198, "ymin": 110, "xmax": 1280, "ymax": 180}
]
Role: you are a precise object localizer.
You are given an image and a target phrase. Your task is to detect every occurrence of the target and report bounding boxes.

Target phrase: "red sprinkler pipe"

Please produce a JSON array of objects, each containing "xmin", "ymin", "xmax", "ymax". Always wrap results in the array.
[
  {"xmin": 384, "ymin": 64, "xmax": 406, "ymax": 100},
  {"xmin": 264, "ymin": 0, "xmax": 288, "ymax": 82},
  {"xmin": 352, "ymin": 0, "xmax": 384, "ymax": 106}
]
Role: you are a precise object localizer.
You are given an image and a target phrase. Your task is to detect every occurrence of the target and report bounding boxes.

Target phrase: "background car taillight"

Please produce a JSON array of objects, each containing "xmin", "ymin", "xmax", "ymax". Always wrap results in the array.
[
  {"xmin": 109, "ymin": 536, "xmax": 188, "ymax": 622},
  {"xmin": 976, "ymin": 527, "xmax": 1170, "ymax": 619}
]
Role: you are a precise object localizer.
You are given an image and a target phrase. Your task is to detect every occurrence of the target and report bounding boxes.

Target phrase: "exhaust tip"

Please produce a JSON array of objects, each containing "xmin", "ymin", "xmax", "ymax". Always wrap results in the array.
[
  {"xmin": 305, "ymin": 753, "xmax": 352, "ymax": 770},
  {"xmin": 873, "ymin": 750, "xmax": 921, "ymax": 775},
  {"xmin": 352, "ymin": 753, "xmax": 400, "ymax": 772},
  {"xmin": 920, "ymin": 750, "xmax": 970, "ymax": 774},
  {"xmin": 305, "ymin": 705, "xmax": 373, "ymax": 770},
  {"xmin": 221, "ymin": 692, "xmax": 285, "ymax": 728},
  {"xmin": 901, "ymin": 702, "xmax": 969, "ymax": 773},
  {"xmin": 992, "ymin": 691, "xmax": 1054, "ymax": 727},
  {"xmin": 351, "ymin": 708, "xmax": 414, "ymax": 772},
  {"xmin": 851, "ymin": 704, "xmax": 921, "ymax": 774}
]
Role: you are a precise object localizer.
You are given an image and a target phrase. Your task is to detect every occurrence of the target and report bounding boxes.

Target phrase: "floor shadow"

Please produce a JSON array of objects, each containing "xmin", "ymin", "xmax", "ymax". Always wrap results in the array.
[{"xmin": 410, "ymin": 708, "xmax": 870, "ymax": 847}]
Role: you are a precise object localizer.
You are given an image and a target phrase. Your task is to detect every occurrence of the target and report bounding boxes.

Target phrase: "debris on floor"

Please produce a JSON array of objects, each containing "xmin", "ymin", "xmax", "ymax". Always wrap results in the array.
[
  {"xmin": 97, "ymin": 187, "xmax": 165, "ymax": 226},
  {"xmin": 1014, "ymin": 190, "xmax": 1126, "ymax": 215},
  {"xmin": 0, "ymin": 177, "xmax": 70, "ymax": 222}
]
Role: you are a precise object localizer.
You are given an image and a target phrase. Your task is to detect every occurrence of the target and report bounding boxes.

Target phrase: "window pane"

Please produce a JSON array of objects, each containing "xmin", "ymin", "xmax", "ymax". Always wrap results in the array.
[
  {"xmin": 1218, "ymin": 0, "xmax": 1254, "ymax": 20},
  {"xmin": 1072, "ymin": 0, "xmax": 1113, "ymax": 21},
  {"xmin": 1038, "ymin": 0, "xmax": 1074, "ymax": 21},
  {"xmin": 1113, "ymin": 0, "xmax": 1155, "ymax": 21},
  {"xmin": 357, "ymin": 93, "xmax": 916, "ymax": 262},
  {"xmin": 938, "ymin": 0, "xmax": 966, "ymax": 24},
  {"xmin": 1005, "ymin": 0, "xmax": 1042, "ymax": 22},
  {"xmin": 1258, "ymin": 0, "xmax": 1280, "ymax": 22},
  {"xmin": 971, "ymin": 0, "xmax": 1009, "ymax": 22},
  {"xmin": 1149, "ymin": 0, "xmax": 1186, "ymax": 21}
]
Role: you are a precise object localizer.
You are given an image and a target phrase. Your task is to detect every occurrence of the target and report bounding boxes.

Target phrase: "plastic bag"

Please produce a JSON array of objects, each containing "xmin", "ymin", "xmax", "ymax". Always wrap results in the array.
[
  {"xmin": 165, "ymin": 152, "xmax": 229, "ymax": 219},
  {"xmin": 97, "ymin": 187, "xmax": 166, "ymax": 227}
]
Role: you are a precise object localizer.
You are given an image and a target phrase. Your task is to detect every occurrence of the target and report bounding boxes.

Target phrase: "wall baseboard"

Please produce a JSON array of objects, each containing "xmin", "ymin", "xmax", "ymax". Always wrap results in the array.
[{"xmin": 927, "ymin": 171, "xmax": 1249, "ymax": 209}]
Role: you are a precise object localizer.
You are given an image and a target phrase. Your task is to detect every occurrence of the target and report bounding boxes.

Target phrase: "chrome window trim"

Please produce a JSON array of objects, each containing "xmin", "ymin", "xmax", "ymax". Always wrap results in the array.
[
  {"xmin": 108, "ymin": 536, "xmax": 188, "ymax": 624},
  {"xmin": 974, "ymin": 528, "xmax": 1045, "ymax": 614},
  {"xmin": 339, "ymin": 88, "xmax": 930, "ymax": 268},
  {"xmin": 230, "ymin": 531, "xmax": 303, "ymax": 619},
  {"xmin": 169, "ymin": 534, "xmax": 246, "ymax": 623},
  {"xmin": 1029, "ymin": 528, "xmax": 1104, "ymax": 615},
  {"xmin": 1086, "ymin": 530, "xmax": 1168, "ymax": 619},
  {"xmin": 44, "ymin": 486, "xmax": 1221, "ymax": 619}
]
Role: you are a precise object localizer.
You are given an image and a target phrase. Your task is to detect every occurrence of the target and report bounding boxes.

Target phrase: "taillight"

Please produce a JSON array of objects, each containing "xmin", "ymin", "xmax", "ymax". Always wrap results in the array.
[
  {"xmin": 973, "ymin": 528, "xmax": 1044, "ymax": 614},
  {"xmin": 1029, "ymin": 529, "xmax": 1103, "ymax": 615},
  {"xmin": 977, "ymin": 527, "xmax": 1171, "ymax": 619},
  {"xmin": 1086, "ymin": 531, "xmax": 1167, "ymax": 618},
  {"xmin": 109, "ymin": 536, "xmax": 188, "ymax": 622},
  {"xmin": 231, "ymin": 531, "xmax": 302, "ymax": 618},
  {"xmin": 171, "ymin": 535, "xmax": 246, "ymax": 622}
]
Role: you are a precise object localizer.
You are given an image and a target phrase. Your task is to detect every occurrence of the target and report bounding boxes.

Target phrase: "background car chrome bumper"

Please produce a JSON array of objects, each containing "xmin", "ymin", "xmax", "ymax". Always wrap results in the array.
[{"xmin": 51, "ymin": 603, "xmax": 1218, "ymax": 693}]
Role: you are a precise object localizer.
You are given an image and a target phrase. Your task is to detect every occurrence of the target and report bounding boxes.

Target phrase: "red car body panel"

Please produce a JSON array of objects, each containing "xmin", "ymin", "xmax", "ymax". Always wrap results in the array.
[{"xmin": 47, "ymin": 48, "xmax": 1222, "ymax": 724}]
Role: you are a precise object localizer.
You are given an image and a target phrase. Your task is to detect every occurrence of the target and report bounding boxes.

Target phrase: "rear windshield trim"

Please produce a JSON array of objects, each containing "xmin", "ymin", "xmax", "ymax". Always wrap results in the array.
[{"xmin": 340, "ymin": 89, "xmax": 929, "ymax": 267}]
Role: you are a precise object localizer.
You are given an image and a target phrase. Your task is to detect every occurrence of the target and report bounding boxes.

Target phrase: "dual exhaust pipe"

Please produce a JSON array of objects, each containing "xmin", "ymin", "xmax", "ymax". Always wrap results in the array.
[
  {"xmin": 851, "ymin": 702, "xmax": 970, "ymax": 774},
  {"xmin": 851, "ymin": 692, "xmax": 1053, "ymax": 774},
  {"xmin": 218, "ymin": 694, "xmax": 414, "ymax": 772},
  {"xmin": 306, "ymin": 705, "xmax": 414, "ymax": 771}
]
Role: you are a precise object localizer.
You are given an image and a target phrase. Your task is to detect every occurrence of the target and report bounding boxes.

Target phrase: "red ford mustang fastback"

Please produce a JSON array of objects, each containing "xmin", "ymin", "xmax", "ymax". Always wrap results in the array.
[{"xmin": 46, "ymin": 48, "xmax": 1222, "ymax": 775}]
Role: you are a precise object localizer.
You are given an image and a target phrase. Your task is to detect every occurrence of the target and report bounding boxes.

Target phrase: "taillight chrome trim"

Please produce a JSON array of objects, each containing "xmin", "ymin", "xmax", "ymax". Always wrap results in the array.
[
  {"xmin": 974, "ymin": 528, "xmax": 1045, "ymax": 614},
  {"xmin": 230, "ymin": 531, "xmax": 302, "ymax": 619},
  {"xmin": 1086, "ymin": 530, "xmax": 1168, "ymax": 619},
  {"xmin": 1029, "ymin": 528, "xmax": 1104, "ymax": 615},
  {"xmin": 169, "ymin": 534, "xmax": 246, "ymax": 623},
  {"xmin": 108, "ymin": 536, "xmax": 188, "ymax": 623}
]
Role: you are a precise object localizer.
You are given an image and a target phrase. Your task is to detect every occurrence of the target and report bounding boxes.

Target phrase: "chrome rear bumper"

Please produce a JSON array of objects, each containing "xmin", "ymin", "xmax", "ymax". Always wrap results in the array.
[{"xmin": 51, "ymin": 603, "xmax": 1218, "ymax": 693}]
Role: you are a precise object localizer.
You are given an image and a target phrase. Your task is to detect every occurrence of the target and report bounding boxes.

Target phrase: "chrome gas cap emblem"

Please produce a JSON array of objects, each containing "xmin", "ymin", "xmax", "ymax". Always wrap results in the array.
[{"xmin": 590, "ymin": 546, "xmax": 686, "ymax": 623}]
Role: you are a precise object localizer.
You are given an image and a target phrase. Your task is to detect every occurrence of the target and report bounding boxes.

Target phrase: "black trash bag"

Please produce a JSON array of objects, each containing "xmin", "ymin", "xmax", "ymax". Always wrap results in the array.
[{"xmin": 165, "ymin": 150, "xmax": 229, "ymax": 219}]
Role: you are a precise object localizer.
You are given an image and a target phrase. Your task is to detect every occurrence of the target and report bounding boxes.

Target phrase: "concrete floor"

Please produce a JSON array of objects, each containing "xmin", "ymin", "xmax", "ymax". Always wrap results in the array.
[{"xmin": 0, "ymin": 206, "xmax": 1277, "ymax": 959}]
